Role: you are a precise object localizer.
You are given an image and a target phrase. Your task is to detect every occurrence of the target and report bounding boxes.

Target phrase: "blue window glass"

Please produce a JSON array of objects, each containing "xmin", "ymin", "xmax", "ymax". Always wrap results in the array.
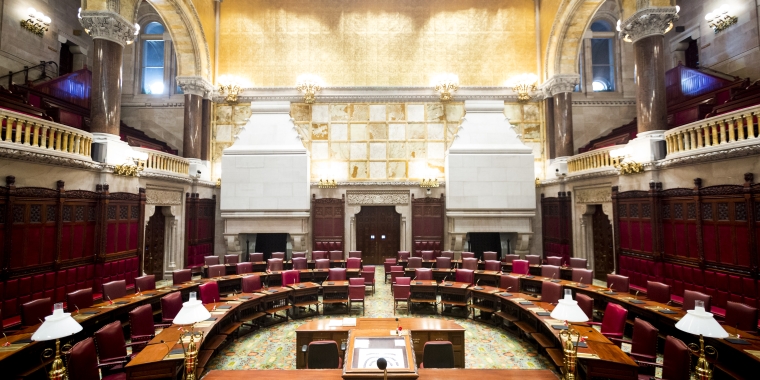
[
  {"xmin": 144, "ymin": 22, "xmax": 164, "ymax": 35},
  {"xmin": 142, "ymin": 40, "xmax": 165, "ymax": 94},
  {"xmin": 591, "ymin": 38, "xmax": 614, "ymax": 92},
  {"xmin": 590, "ymin": 20, "xmax": 612, "ymax": 32}
]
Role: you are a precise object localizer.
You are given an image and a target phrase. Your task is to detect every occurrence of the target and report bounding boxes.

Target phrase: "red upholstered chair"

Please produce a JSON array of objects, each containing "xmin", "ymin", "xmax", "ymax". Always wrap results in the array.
[
  {"xmin": 390, "ymin": 265, "xmax": 404, "ymax": 284},
  {"xmin": 282, "ymin": 270, "xmax": 300, "ymax": 286},
  {"xmin": 570, "ymin": 258, "xmax": 588, "ymax": 268},
  {"xmin": 461, "ymin": 252, "xmax": 475, "ymax": 259},
  {"xmin": 500, "ymin": 275, "xmax": 519, "ymax": 292},
  {"xmin": 129, "ymin": 305, "xmax": 170, "ymax": 352},
  {"xmin": 236, "ymin": 262, "xmax": 253, "ymax": 274},
  {"xmin": 361, "ymin": 266, "xmax": 376, "ymax": 294},
  {"xmin": 512, "ymin": 260, "xmax": 529, "ymax": 275},
  {"xmin": 547, "ymin": 256, "xmax": 563, "ymax": 266},
  {"xmin": 683, "ymin": 290, "xmax": 711, "ymax": 312},
  {"xmin": 725, "ymin": 301, "xmax": 759, "ymax": 333},
  {"xmin": 420, "ymin": 341, "xmax": 455, "ymax": 368},
  {"xmin": 606, "ymin": 274, "xmax": 630, "ymax": 293},
  {"xmin": 21, "ymin": 298, "xmax": 51, "ymax": 326},
  {"xmin": 292, "ymin": 257, "xmax": 308, "ymax": 270},
  {"xmin": 271, "ymin": 252, "xmax": 285, "ymax": 260},
  {"xmin": 436, "ymin": 257, "xmax": 452, "ymax": 269},
  {"xmin": 160, "ymin": 292, "xmax": 183, "ymax": 323},
  {"xmin": 304, "ymin": 341, "xmax": 342, "ymax": 369},
  {"xmin": 483, "ymin": 251, "xmax": 498, "ymax": 262},
  {"xmin": 315, "ymin": 259, "xmax": 330, "ymax": 269},
  {"xmin": 67, "ymin": 288, "xmax": 93, "ymax": 312},
  {"xmin": 348, "ymin": 251, "xmax": 362, "ymax": 259},
  {"xmin": 94, "ymin": 321, "xmax": 137, "ymax": 369},
  {"xmin": 421, "ymin": 250, "xmax": 434, "ymax": 261},
  {"xmin": 408, "ymin": 257, "xmax": 423, "ymax": 269},
  {"xmin": 541, "ymin": 265, "xmax": 560, "ymax": 280},
  {"xmin": 250, "ymin": 252, "xmax": 264, "ymax": 262},
  {"xmin": 625, "ymin": 318, "xmax": 659, "ymax": 362},
  {"xmin": 572, "ymin": 268, "xmax": 593, "ymax": 284},
  {"xmin": 541, "ymin": 281, "xmax": 562, "ymax": 305},
  {"xmin": 208, "ymin": 264, "xmax": 225, "ymax": 278},
  {"xmin": 242, "ymin": 275, "xmax": 262, "ymax": 293},
  {"xmin": 346, "ymin": 257, "xmax": 361, "ymax": 270},
  {"xmin": 575, "ymin": 293, "xmax": 594, "ymax": 320},
  {"xmin": 348, "ymin": 278, "xmax": 365, "ymax": 315},
  {"xmin": 292, "ymin": 252, "xmax": 307, "ymax": 259},
  {"xmin": 199, "ymin": 282, "xmax": 220, "ymax": 305},
  {"xmin": 588, "ymin": 303, "xmax": 628, "ymax": 340},
  {"xmin": 102, "ymin": 280, "xmax": 127, "ymax": 301},
  {"xmin": 312, "ymin": 251, "xmax": 327, "ymax": 261},
  {"xmin": 66, "ymin": 337, "xmax": 126, "ymax": 380},
  {"xmin": 461, "ymin": 258, "xmax": 478, "ymax": 271},
  {"xmin": 393, "ymin": 277, "xmax": 411, "ymax": 314},
  {"xmin": 329, "ymin": 251, "xmax": 343, "ymax": 261},
  {"xmin": 415, "ymin": 268, "xmax": 433, "ymax": 280},
  {"xmin": 503, "ymin": 254, "xmax": 519, "ymax": 264},
  {"xmin": 525, "ymin": 255, "xmax": 541, "ymax": 265},
  {"xmin": 172, "ymin": 269, "xmax": 192, "ymax": 285},
  {"xmin": 224, "ymin": 255, "xmax": 239, "ymax": 264},
  {"xmin": 646, "ymin": 281, "xmax": 671, "ymax": 304},
  {"xmin": 635, "ymin": 336, "xmax": 690, "ymax": 380},
  {"xmin": 455, "ymin": 269, "xmax": 474, "ymax": 285},
  {"xmin": 398, "ymin": 251, "xmax": 411, "ymax": 261},
  {"xmin": 384, "ymin": 258, "xmax": 396, "ymax": 283},
  {"xmin": 204, "ymin": 256, "xmax": 219, "ymax": 265},
  {"xmin": 267, "ymin": 258, "xmax": 284, "ymax": 272},
  {"xmin": 135, "ymin": 275, "xmax": 156, "ymax": 292},
  {"xmin": 484, "ymin": 260, "xmax": 501, "ymax": 271},
  {"xmin": 441, "ymin": 251, "xmax": 454, "ymax": 259},
  {"xmin": 328, "ymin": 268, "xmax": 347, "ymax": 281}
]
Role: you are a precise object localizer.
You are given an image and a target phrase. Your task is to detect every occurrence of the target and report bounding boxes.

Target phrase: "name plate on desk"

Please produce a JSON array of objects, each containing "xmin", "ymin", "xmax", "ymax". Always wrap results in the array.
[
  {"xmin": 473, "ymin": 287, "xmax": 484, "ymax": 290},
  {"xmin": 628, "ymin": 299, "xmax": 646, "ymax": 304},
  {"xmin": 444, "ymin": 283, "xmax": 453, "ymax": 286},
  {"xmin": 297, "ymin": 285, "xmax": 305, "ymax": 288},
  {"xmin": 238, "ymin": 296, "xmax": 252, "ymax": 300},
  {"xmin": 165, "ymin": 348, "xmax": 185, "ymax": 360},
  {"xmin": 576, "ymin": 285, "xmax": 589, "ymax": 288},
  {"xmin": 725, "ymin": 338, "xmax": 750, "ymax": 345},
  {"xmin": 658, "ymin": 309, "xmax": 678, "ymax": 314},
  {"xmin": 519, "ymin": 301, "xmax": 534, "ymax": 305},
  {"xmin": 523, "ymin": 276, "xmax": 535, "ymax": 279},
  {"xmin": 327, "ymin": 282, "xmax": 334, "ymax": 285},
  {"xmin": 499, "ymin": 293, "xmax": 512, "ymax": 297},
  {"xmin": 603, "ymin": 291, "xmax": 617, "ymax": 295},
  {"xmin": 550, "ymin": 279, "xmax": 561, "ymax": 283},
  {"xmin": 217, "ymin": 305, "xmax": 232, "ymax": 309},
  {"xmin": 415, "ymin": 282, "xmax": 423, "ymax": 285},
  {"xmin": 536, "ymin": 312, "xmax": 551, "ymax": 316},
  {"xmin": 552, "ymin": 325, "xmax": 569, "ymax": 330}
]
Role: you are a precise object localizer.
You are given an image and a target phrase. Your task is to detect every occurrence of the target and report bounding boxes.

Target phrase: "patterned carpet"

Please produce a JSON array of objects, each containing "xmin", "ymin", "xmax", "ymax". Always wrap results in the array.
[{"xmin": 203, "ymin": 267, "xmax": 555, "ymax": 375}]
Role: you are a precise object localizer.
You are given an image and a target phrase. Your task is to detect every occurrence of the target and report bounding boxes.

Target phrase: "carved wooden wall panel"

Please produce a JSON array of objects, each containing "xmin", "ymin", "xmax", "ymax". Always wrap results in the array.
[
  {"xmin": 311, "ymin": 195, "xmax": 345, "ymax": 250},
  {"xmin": 540, "ymin": 192, "xmax": 572, "ymax": 263}
]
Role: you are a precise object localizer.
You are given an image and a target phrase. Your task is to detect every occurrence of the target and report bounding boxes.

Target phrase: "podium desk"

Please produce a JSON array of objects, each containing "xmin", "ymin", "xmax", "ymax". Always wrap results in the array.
[
  {"xmin": 344, "ymin": 329, "xmax": 417, "ymax": 379},
  {"xmin": 204, "ymin": 369, "xmax": 559, "ymax": 380}
]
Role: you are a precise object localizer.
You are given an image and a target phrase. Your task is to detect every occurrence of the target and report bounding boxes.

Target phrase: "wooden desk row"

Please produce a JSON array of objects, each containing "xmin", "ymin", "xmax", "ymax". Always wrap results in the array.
[
  {"xmin": 202, "ymin": 260, "xmax": 353, "ymax": 277},
  {"xmin": 203, "ymin": 368, "xmax": 559, "ymax": 380}
]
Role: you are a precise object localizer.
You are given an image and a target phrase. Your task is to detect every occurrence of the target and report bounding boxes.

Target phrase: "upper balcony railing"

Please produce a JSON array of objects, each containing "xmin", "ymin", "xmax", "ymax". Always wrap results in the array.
[
  {"xmin": 0, "ymin": 108, "xmax": 92, "ymax": 159},
  {"xmin": 567, "ymin": 145, "xmax": 623, "ymax": 173},
  {"xmin": 664, "ymin": 105, "xmax": 759, "ymax": 157},
  {"xmin": 134, "ymin": 147, "xmax": 190, "ymax": 176}
]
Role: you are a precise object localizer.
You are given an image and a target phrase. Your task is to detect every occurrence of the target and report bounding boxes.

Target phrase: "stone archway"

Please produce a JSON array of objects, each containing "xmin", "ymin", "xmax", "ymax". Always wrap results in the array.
[{"xmin": 544, "ymin": 0, "xmax": 607, "ymax": 80}]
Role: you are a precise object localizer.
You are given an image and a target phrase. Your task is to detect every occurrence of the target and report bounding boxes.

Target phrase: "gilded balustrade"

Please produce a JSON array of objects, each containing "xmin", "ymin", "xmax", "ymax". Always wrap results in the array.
[
  {"xmin": 665, "ymin": 106, "xmax": 759, "ymax": 156},
  {"xmin": 567, "ymin": 145, "xmax": 623, "ymax": 173},
  {"xmin": 0, "ymin": 109, "xmax": 92, "ymax": 158},
  {"xmin": 133, "ymin": 147, "xmax": 190, "ymax": 176}
]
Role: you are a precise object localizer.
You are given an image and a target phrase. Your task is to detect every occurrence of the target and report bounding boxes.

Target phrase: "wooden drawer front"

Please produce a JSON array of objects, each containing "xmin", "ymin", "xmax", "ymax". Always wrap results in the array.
[
  {"xmin": 411, "ymin": 332, "xmax": 428, "ymax": 352},
  {"xmin": 312, "ymin": 332, "xmax": 334, "ymax": 341},
  {"xmin": 453, "ymin": 350, "xmax": 464, "ymax": 367},
  {"xmin": 429, "ymin": 331, "xmax": 450, "ymax": 342}
]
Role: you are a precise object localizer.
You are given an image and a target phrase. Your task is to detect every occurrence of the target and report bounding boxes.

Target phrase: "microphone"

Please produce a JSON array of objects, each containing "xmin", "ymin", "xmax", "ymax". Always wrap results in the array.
[
  {"xmin": 474, "ymin": 279, "xmax": 482, "ymax": 290},
  {"xmin": 136, "ymin": 286, "xmax": 141, "ymax": 295},
  {"xmin": 75, "ymin": 305, "xmax": 80, "ymax": 314},
  {"xmin": 107, "ymin": 296, "xmax": 113, "ymax": 305},
  {"xmin": 578, "ymin": 277, "xmax": 583, "ymax": 286},
  {"xmin": 441, "ymin": 275, "xmax": 448, "ymax": 284},
  {"xmin": 635, "ymin": 290, "xmax": 639, "ymax": 300},
  {"xmin": 377, "ymin": 357, "xmax": 388, "ymax": 380},
  {"xmin": 412, "ymin": 275, "xmax": 417, "ymax": 283},
  {"xmin": 212, "ymin": 298, "xmax": 216, "ymax": 311},
  {"xmin": 2, "ymin": 332, "xmax": 8, "ymax": 347},
  {"xmin": 551, "ymin": 273, "xmax": 556, "ymax": 280}
]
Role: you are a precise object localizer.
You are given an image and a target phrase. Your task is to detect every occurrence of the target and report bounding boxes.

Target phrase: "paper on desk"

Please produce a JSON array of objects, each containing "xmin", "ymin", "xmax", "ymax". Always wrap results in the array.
[
  {"xmin": 342, "ymin": 318, "xmax": 357, "ymax": 326},
  {"xmin": 395, "ymin": 339, "xmax": 405, "ymax": 347},
  {"xmin": 746, "ymin": 350, "xmax": 760, "ymax": 359},
  {"xmin": 528, "ymin": 308, "xmax": 546, "ymax": 313},
  {"xmin": 194, "ymin": 321, "xmax": 214, "ymax": 328},
  {"xmin": 511, "ymin": 298, "xmax": 526, "ymax": 301},
  {"xmin": 328, "ymin": 319, "xmax": 343, "ymax": 327},
  {"xmin": 545, "ymin": 319, "xmax": 563, "ymax": 325},
  {"xmin": 227, "ymin": 301, "xmax": 243, "ymax": 304},
  {"xmin": 354, "ymin": 339, "xmax": 369, "ymax": 348},
  {"xmin": 620, "ymin": 342, "xmax": 632, "ymax": 353}
]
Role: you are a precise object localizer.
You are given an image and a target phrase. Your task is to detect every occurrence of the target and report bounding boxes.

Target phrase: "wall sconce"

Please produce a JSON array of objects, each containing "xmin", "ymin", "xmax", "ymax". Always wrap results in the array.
[
  {"xmin": 705, "ymin": 5, "xmax": 738, "ymax": 33},
  {"xmin": 505, "ymin": 74, "xmax": 538, "ymax": 102},
  {"xmin": 431, "ymin": 74, "xmax": 459, "ymax": 102},
  {"xmin": 420, "ymin": 178, "xmax": 439, "ymax": 196},
  {"xmin": 296, "ymin": 74, "xmax": 325, "ymax": 104},
  {"xmin": 217, "ymin": 75, "xmax": 245, "ymax": 104},
  {"xmin": 21, "ymin": 8, "xmax": 51, "ymax": 37},
  {"xmin": 318, "ymin": 179, "xmax": 337, "ymax": 189}
]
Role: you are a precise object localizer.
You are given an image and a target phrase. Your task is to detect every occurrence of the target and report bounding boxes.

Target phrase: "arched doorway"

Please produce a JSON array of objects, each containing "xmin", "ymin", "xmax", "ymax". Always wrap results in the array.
[
  {"xmin": 591, "ymin": 205, "xmax": 613, "ymax": 281},
  {"xmin": 356, "ymin": 206, "xmax": 400, "ymax": 265},
  {"xmin": 144, "ymin": 207, "xmax": 165, "ymax": 280}
]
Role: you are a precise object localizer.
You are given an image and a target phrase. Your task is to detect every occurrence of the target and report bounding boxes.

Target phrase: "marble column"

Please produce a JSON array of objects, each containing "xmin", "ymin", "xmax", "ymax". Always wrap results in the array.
[
  {"xmin": 540, "ymin": 75, "xmax": 579, "ymax": 173},
  {"xmin": 553, "ymin": 92, "xmax": 574, "ymax": 157},
  {"xmin": 201, "ymin": 98, "xmax": 212, "ymax": 161},
  {"xmin": 544, "ymin": 98, "xmax": 555, "ymax": 160},
  {"xmin": 177, "ymin": 77, "xmax": 214, "ymax": 178}
]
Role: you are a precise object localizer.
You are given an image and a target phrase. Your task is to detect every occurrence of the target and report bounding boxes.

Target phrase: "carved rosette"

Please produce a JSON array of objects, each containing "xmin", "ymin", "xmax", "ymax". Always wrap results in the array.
[
  {"xmin": 79, "ymin": 10, "xmax": 136, "ymax": 46},
  {"xmin": 619, "ymin": 7, "xmax": 680, "ymax": 43},
  {"xmin": 176, "ymin": 76, "xmax": 215, "ymax": 98},
  {"xmin": 540, "ymin": 74, "xmax": 580, "ymax": 97}
]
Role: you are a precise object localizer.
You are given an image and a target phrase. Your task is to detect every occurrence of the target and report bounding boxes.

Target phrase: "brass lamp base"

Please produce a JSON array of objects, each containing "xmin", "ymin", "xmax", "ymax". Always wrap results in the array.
[
  {"xmin": 693, "ymin": 335, "xmax": 714, "ymax": 380},
  {"xmin": 559, "ymin": 327, "xmax": 580, "ymax": 380},
  {"xmin": 46, "ymin": 339, "xmax": 67, "ymax": 380},
  {"xmin": 180, "ymin": 329, "xmax": 204, "ymax": 380}
]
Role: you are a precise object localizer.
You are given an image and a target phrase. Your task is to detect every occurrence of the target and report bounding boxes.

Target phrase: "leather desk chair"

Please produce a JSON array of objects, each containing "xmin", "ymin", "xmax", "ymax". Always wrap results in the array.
[
  {"xmin": 589, "ymin": 303, "xmax": 628, "ymax": 340},
  {"xmin": 66, "ymin": 338, "xmax": 125, "ymax": 380},
  {"xmin": 394, "ymin": 277, "xmax": 411, "ymax": 314},
  {"xmin": 224, "ymin": 254, "xmax": 239, "ymax": 264},
  {"xmin": 250, "ymin": 252, "xmax": 264, "ymax": 262},
  {"xmin": 483, "ymin": 251, "xmax": 498, "ymax": 262},
  {"xmin": 236, "ymin": 262, "xmax": 253, "ymax": 274},
  {"xmin": 625, "ymin": 318, "xmax": 659, "ymax": 362},
  {"xmin": 503, "ymin": 254, "xmax": 519, "ymax": 264},
  {"xmin": 646, "ymin": 281, "xmax": 672, "ymax": 304},
  {"xmin": 328, "ymin": 268, "xmax": 347, "ymax": 281},
  {"xmin": 460, "ymin": 252, "xmax": 475, "ymax": 259},
  {"xmin": 315, "ymin": 259, "xmax": 331, "ymax": 269},
  {"xmin": 541, "ymin": 265, "xmax": 560, "ymax": 280},
  {"xmin": 282, "ymin": 270, "xmax": 300, "ymax": 286},
  {"xmin": 271, "ymin": 252, "xmax": 286, "ymax": 260},
  {"xmin": 572, "ymin": 268, "xmax": 593, "ymax": 284},
  {"xmin": 408, "ymin": 257, "xmax": 423, "ymax": 269},
  {"xmin": 67, "ymin": 288, "xmax": 93, "ymax": 312},
  {"xmin": 129, "ymin": 304, "xmax": 170, "ymax": 352},
  {"xmin": 135, "ymin": 275, "xmax": 155, "ymax": 292},
  {"xmin": 484, "ymin": 260, "xmax": 501, "ymax": 271},
  {"xmin": 441, "ymin": 251, "xmax": 454, "ymax": 259},
  {"xmin": 398, "ymin": 251, "xmax": 410, "ymax": 261},
  {"xmin": 575, "ymin": 293, "xmax": 594, "ymax": 320},
  {"xmin": 390, "ymin": 266, "xmax": 404, "ymax": 284},
  {"xmin": 547, "ymin": 256, "xmax": 563, "ymax": 266},
  {"xmin": 292, "ymin": 257, "xmax": 308, "ymax": 270},
  {"xmin": 421, "ymin": 250, "xmax": 434, "ymax": 261},
  {"xmin": 541, "ymin": 281, "xmax": 562, "ymax": 305},
  {"xmin": 419, "ymin": 341, "xmax": 455, "ymax": 368},
  {"xmin": 724, "ymin": 301, "xmax": 758, "ymax": 333},
  {"xmin": 346, "ymin": 257, "xmax": 361, "ymax": 270},
  {"xmin": 303, "ymin": 341, "xmax": 343, "ymax": 369},
  {"xmin": 160, "ymin": 292, "xmax": 182, "ymax": 323},
  {"xmin": 525, "ymin": 255, "xmax": 541, "ymax": 265},
  {"xmin": 348, "ymin": 278, "xmax": 365, "ymax": 315},
  {"xmin": 204, "ymin": 256, "xmax": 219, "ymax": 266},
  {"xmin": 312, "ymin": 251, "xmax": 327, "ymax": 261},
  {"xmin": 461, "ymin": 258, "xmax": 478, "ymax": 271},
  {"xmin": 207, "ymin": 264, "xmax": 225, "ymax": 278},
  {"xmin": 361, "ymin": 266, "xmax": 376, "ymax": 294},
  {"xmin": 291, "ymin": 252, "xmax": 307, "ymax": 259},
  {"xmin": 348, "ymin": 251, "xmax": 362, "ymax": 259},
  {"xmin": 21, "ymin": 298, "xmax": 51, "ymax": 327},
  {"xmin": 635, "ymin": 336, "xmax": 690, "ymax": 380},
  {"xmin": 329, "ymin": 251, "xmax": 343, "ymax": 261},
  {"xmin": 569, "ymin": 258, "xmax": 588, "ymax": 268},
  {"xmin": 512, "ymin": 260, "xmax": 529, "ymax": 275},
  {"xmin": 500, "ymin": 275, "xmax": 519, "ymax": 292},
  {"xmin": 172, "ymin": 269, "xmax": 192, "ymax": 285},
  {"xmin": 242, "ymin": 275, "xmax": 262, "ymax": 293},
  {"xmin": 683, "ymin": 290, "xmax": 711, "ymax": 312},
  {"xmin": 436, "ymin": 257, "xmax": 452, "ymax": 269},
  {"xmin": 94, "ymin": 321, "xmax": 139, "ymax": 372},
  {"xmin": 267, "ymin": 258, "xmax": 284, "ymax": 272},
  {"xmin": 415, "ymin": 268, "xmax": 433, "ymax": 280},
  {"xmin": 606, "ymin": 274, "xmax": 630, "ymax": 293},
  {"xmin": 102, "ymin": 280, "xmax": 127, "ymax": 301},
  {"xmin": 383, "ymin": 258, "xmax": 396, "ymax": 284},
  {"xmin": 199, "ymin": 282, "xmax": 220, "ymax": 304},
  {"xmin": 455, "ymin": 269, "xmax": 474, "ymax": 285}
]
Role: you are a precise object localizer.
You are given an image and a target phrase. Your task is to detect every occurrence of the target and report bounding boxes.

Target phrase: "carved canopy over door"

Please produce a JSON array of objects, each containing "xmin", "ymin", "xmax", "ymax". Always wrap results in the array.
[
  {"xmin": 411, "ymin": 194, "xmax": 444, "ymax": 256},
  {"xmin": 311, "ymin": 195, "xmax": 345, "ymax": 251}
]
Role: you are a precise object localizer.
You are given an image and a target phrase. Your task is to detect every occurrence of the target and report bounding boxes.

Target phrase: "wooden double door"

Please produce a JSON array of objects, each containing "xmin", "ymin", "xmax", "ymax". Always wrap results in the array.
[
  {"xmin": 356, "ymin": 206, "xmax": 400, "ymax": 265},
  {"xmin": 592, "ymin": 205, "xmax": 614, "ymax": 281},
  {"xmin": 144, "ymin": 207, "xmax": 165, "ymax": 280}
]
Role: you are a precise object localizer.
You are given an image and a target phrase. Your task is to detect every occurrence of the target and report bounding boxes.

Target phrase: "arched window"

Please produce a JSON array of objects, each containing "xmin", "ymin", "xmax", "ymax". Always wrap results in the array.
[
  {"xmin": 578, "ymin": 18, "xmax": 619, "ymax": 93},
  {"xmin": 141, "ymin": 22, "xmax": 165, "ymax": 94}
]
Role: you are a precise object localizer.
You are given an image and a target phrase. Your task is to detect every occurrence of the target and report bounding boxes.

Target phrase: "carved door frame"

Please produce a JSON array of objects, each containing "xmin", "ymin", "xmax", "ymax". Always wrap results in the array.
[{"xmin": 143, "ymin": 186, "xmax": 183, "ymax": 276}]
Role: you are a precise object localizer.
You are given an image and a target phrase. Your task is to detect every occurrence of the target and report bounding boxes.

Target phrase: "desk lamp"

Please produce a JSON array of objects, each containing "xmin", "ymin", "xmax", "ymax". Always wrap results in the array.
[
  {"xmin": 675, "ymin": 300, "xmax": 728, "ymax": 380},
  {"xmin": 550, "ymin": 290, "xmax": 589, "ymax": 380},
  {"xmin": 31, "ymin": 302, "xmax": 83, "ymax": 380},
  {"xmin": 173, "ymin": 292, "xmax": 212, "ymax": 380}
]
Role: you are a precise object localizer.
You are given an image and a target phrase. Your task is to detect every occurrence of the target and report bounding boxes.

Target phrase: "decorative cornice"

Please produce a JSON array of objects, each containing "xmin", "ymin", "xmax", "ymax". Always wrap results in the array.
[
  {"xmin": 619, "ymin": 7, "xmax": 680, "ymax": 43},
  {"xmin": 572, "ymin": 100, "xmax": 636, "ymax": 107},
  {"xmin": 540, "ymin": 74, "xmax": 580, "ymax": 97},
  {"xmin": 138, "ymin": 170, "xmax": 194, "ymax": 184},
  {"xmin": 655, "ymin": 142, "xmax": 760, "ymax": 169},
  {"xmin": 79, "ymin": 10, "xmax": 136, "ymax": 46},
  {"xmin": 540, "ymin": 168, "xmax": 621, "ymax": 185},
  {"xmin": 176, "ymin": 76, "xmax": 214, "ymax": 98},
  {"xmin": 311, "ymin": 181, "xmax": 446, "ymax": 187},
  {"xmin": 0, "ymin": 145, "xmax": 104, "ymax": 170}
]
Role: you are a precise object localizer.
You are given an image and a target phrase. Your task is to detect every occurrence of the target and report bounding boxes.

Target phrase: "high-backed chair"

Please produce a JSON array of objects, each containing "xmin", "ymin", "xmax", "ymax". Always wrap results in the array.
[
  {"xmin": 436, "ymin": 257, "xmax": 452, "ymax": 269},
  {"xmin": 393, "ymin": 277, "xmax": 411, "ymax": 314},
  {"xmin": 390, "ymin": 265, "xmax": 404, "ymax": 284},
  {"xmin": 420, "ymin": 341, "xmax": 455, "ymax": 368},
  {"xmin": 415, "ymin": 268, "xmax": 433, "ymax": 280},
  {"xmin": 66, "ymin": 337, "xmax": 125, "ymax": 380},
  {"xmin": 292, "ymin": 252, "xmax": 307, "ymax": 259},
  {"xmin": 461, "ymin": 258, "xmax": 478, "ymax": 271},
  {"xmin": 484, "ymin": 260, "xmax": 501, "ymax": 271},
  {"xmin": 725, "ymin": 301, "xmax": 759, "ymax": 333},
  {"xmin": 575, "ymin": 293, "xmax": 594, "ymax": 320},
  {"xmin": 204, "ymin": 256, "xmax": 219, "ymax": 266},
  {"xmin": 135, "ymin": 275, "xmax": 156, "ymax": 292},
  {"xmin": 312, "ymin": 251, "xmax": 327, "ymax": 261},
  {"xmin": 660, "ymin": 336, "xmax": 691, "ymax": 380},
  {"xmin": 346, "ymin": 257, "xmax": 361, "ymax": 270},
  {"xmin": 541, "ymin": 281, "xmax": 562, "ymax": 305},
  {"xmin": 315, "ymin": 259, "xmax": 330, "ymax": 269},
  {"xmin": 94, "ymin": 321, "xmax": 137, "ymax": 368},
  {"xmin": 67, "ymin": 288, "xmax": 93, "ymax": 312},
  {"xmin": 267, "ymin": 258, "xmax": 284, "ymax": 272},
  {"xmin": 588, "ymin": 303, "xmax": 628, "ymax": 340},
  {"xmin": 646, "ymin": 281, "xmax": 671, "ymax": 304},
  {"xmin": 208, "ymin": 264, "xmax": 225, "ymax": 278},
  {"xmin": 328, "ymin": 268, "xmax": 347, "ymax": 281},
  {"xmin": 503, "ymin": 254, "xmax": 519, "ymax": 264},
  {"xmin": 160, "ymin": 292, "xmax": 182, "ymax": 323},
  {"xmin": 292, "ymin": 257, "xmax": 308, "ymax": 270},
  {"xmin": 572, "ymin": 268, "xmax": 593, "ymax": 284},
  {"xmin": 236, "ymin": 262, "xmax": 253, "ymax": 274},
  {"xmin": 500, "ymin": 275, "xmax": 519, "ymax": 292},
  {"xmin": 361, "ymin": 266, "xmax": 376, "ymax": 295},
  {"xmin": 606, "ymin": 274, "xmax": 630, "ymax": 293},
  {"xmin": 129, "ymin": 304, "xmax": 170, "ymax": 350},
  {"xmin": 483, "ymin": 251, "xmax": 498, "ymax": 261},
  {"xmin": 102, "ymin": 280, "xmax": 127, "ymax": 301},
  {"xmin": 683, "ymin": 290, "xmax": 711, "ymax": 312},
  {"xmin": 242, "ymin": 275, "xmax": 262, "ymax": 293},
  {"xmin": 199, "ymin": 282, "xmax": 220, "ymax": 304},
  {"xmin": 398, "ymin": 251, "xmax": 410, "ymax": 261},
  {"xmin": 541, "ymin": 265, "xmax": 560, "ymax": 280},
  {"xmin": 441, "ymin": 251, "xmax": 454, "ymax": 259},
  {"xmin": 626, "ymin": 318, "xmax": 659, "ymax": 362},
  {"xmin": 455, "ymin": 269, "xmax": 474, "ymax": 285},
  {"xmin": 525, "ymin": 255, "xmax": 541, "ymax": 265},
  {"xmin": 282, "ymin": 270, "xmax": 300, "ymax": 286},
  {"xmin": 569, "ymin": 258, "xmax": 587, "ymax": 268},
  {"xmin": 348, "ymin": 251, "xmax": 362, "ymax": 259},
  {"xmin": 224, "ymin": 254, "xmax": 239, "ymax": 264},
  {"xmin": 172, "ymin": 269, "xmax": 192, "ymax": 285},
  {"xmin": 384, "ymin": 258, "xmax": 396, "ymax": 283},
  {"xmin": 512, "ymin": 260, "xmax": 529, "ymax": 275},
  {"xmin": 21, "ymin": 298, "xmax": 51, "ymax": 327},
  {"xmin": 460, "ymin": 252, "xmax": 475, "ymax": 259},
  {"xmin": 408, "ymin": 257, "xmax": 423, "ymax": 269},
  {"xmin": 250, "ymin": 252, "xmax": 264, "ymax": 262},
  {"xmin": 304, "ymin": 341, "xmax": 342, "ymax": 369},
  {"xmin": 546, "ymin": 256, "xmax": 563, "ymax": 266},
  {"xmin": 421, "ymin": 250, "xmax": 434, "ymax": 261},
  {"xmin": 348, "ymin": 278, "xmax": 365, "ymax": 315},
  {"xmin": 329, "ymin": 251, "xmax": 343, "ymax": 261},
  {"xmin": 271, "ymin": 252, "xmax": 285, "ymax": 260}
]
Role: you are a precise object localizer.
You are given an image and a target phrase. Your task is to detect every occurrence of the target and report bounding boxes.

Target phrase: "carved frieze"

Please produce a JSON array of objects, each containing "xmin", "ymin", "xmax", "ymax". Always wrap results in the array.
[
  {"xmin": 346, "ymin": 190, "xmax": 410, "ymax": 205},
  {"xmin": 619, "ymin": 7, "xmax": 680, "ymax": 43},
  {"xmin": 575, "ymin": 187, "xmax": 612, "ymax": 204},
  {"xmin": 176, "ymin": 76, "xmax": 215, "ymax": 98},
  {"xmin": 540, "ymin": 75, "xmax": 580, "ymax": 97},
  {"xmin": 79, "ymin": 10, "xmax": 136, "ymax": 46},
  {"xmin": 146, "ymin": 188, "xmax": 183, "ymax": 205}
]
